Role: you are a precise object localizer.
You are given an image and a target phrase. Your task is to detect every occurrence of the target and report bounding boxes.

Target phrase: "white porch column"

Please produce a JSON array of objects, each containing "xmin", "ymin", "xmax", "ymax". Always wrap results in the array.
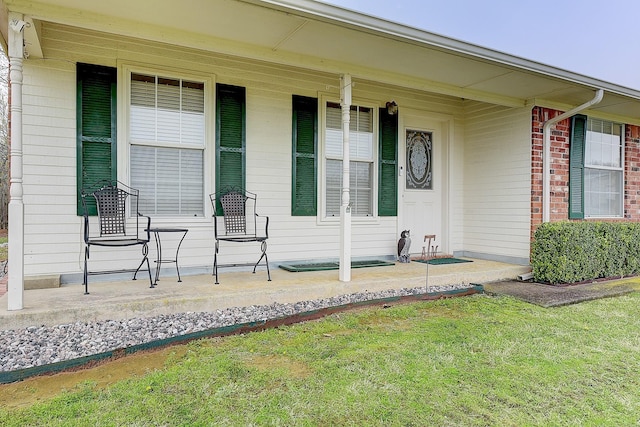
[
  {"xmin": 7, "ymin": 12, "xmax": 25, "ymax": 310},
  {"xmin": 339, "ymin": 74, "xmax": 352, "ymax": 282}
]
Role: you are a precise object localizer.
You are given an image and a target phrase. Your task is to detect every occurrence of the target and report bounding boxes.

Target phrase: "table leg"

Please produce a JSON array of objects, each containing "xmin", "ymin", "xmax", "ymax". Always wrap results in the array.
[
  {"xmin": 153, "ymin": 231, "xmax": 162, "ymax": 286},
  {"xmin": 175, "ymin": 230, "xmax": 187, "ymax": 282}
]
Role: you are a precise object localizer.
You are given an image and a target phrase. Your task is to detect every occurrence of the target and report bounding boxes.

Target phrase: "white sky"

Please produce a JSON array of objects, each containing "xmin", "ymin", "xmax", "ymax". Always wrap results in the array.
[{"xmin": 322, "ymin": 0, "xmax": 640, "ymax": 91}]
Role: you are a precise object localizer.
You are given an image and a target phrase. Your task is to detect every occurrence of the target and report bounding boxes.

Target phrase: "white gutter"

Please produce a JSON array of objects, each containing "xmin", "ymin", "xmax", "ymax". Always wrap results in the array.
[{"xmin": 542, "ymin": 89, "xmax": 604, "ymax": 223}]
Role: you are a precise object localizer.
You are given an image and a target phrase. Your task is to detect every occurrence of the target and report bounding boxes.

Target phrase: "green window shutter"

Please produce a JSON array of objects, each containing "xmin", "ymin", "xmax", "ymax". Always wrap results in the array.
[
  {"xmin": 569, "ymin": 114, "xmax": 586, "ymax": 219},
  {"xmin": 291, "ymin": 95, "xmax": 317, "ymax": 216},
  {"xmin": 378, "ymin": 107, "xmax": 398, "ymax": 216},
  {"xmin": 76, "ymin": 63, "xmax": 117, "ymax": 216},
  {"xmin": 216, "ymin": 84, "xmax": 246, "ymax": 202}
]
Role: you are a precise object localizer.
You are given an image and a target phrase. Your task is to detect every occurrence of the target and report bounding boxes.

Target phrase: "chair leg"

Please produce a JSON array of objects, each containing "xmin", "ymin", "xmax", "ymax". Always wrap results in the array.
[
  {"xmin": 83, "ymin": 245, "xmax": 90, "ymax": 295},
  {"xmin": 265, "ymin": 251, "xmax": 271, "ymax": 281},
  {"xmin": 144, "ymin": 243, "xmax": 153, "ymax": 288},
  {"xmin": 133, "ymin": 243, "xmax": 154, "ymax": 288},
  {"xmin": 213, "ymin": 240, "xmax": 220, "ymax": 285},
  {"xmin": 253, "ymin": 241, "xmax": 271, "ymax": 281}
]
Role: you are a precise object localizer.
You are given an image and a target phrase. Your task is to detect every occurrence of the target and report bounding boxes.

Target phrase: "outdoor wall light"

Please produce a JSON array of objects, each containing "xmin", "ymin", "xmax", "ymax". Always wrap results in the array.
[
  {"xmin": 9, "ymin": 19, "xmax": 29, "ymax": 32},
  {"xmin": 386, "ymin": 100, "xmax": 398, "ymax": 115}
]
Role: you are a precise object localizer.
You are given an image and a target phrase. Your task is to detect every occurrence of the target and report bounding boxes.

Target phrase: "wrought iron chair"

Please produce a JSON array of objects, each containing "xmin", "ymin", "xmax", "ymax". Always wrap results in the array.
[
  {"xmin": 82, "ymin": 181, "xmax": 152, "ymax": 294},
  {"xmin": 210, "ymin": 187, "xmax": 270, "ymax": 284}
]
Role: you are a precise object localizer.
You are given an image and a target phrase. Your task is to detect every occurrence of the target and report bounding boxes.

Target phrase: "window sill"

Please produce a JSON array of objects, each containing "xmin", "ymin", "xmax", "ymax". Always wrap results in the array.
[{"xmin": 318, "ymin": 215, "xmax": 380, "ymax": 226}]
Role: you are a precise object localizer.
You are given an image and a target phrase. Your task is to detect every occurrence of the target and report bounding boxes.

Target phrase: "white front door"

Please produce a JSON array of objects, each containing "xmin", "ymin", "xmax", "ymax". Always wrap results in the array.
[{"xmin": 400, "ymin": 112, "xmax": 448, "ymax": 257}]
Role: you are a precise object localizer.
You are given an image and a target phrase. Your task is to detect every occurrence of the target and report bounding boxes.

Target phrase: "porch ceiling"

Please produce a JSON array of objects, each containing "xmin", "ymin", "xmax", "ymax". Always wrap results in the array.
[{"xmin": 4, "ymin": 0, "xmax": 640, "ymax": 121}]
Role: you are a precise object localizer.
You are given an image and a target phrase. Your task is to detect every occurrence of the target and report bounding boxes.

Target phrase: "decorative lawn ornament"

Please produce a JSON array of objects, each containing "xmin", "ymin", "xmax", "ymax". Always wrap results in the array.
[{"xmin": 398, "ymin": 229, "xmax": 411, "ymax": 263}]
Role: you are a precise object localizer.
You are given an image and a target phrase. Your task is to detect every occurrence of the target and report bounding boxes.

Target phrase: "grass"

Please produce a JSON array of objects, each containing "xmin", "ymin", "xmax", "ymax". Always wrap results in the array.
[
  {"xmin": 0, "ymin": 235, "xmax": 6, "ymax": 262},
  {"xmin": 1, "ymin": 293, "xmax": 640, "ymax": 425}
]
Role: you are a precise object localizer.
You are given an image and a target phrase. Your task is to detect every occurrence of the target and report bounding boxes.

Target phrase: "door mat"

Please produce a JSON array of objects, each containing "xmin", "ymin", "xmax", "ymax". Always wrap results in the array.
[
  {"xmin": 413, "ymin": 257, "xmax": 473, "ymax": 265},
  {"xmin": 279, "ymin": 259, "xmax": 395, "ymax": 272}
]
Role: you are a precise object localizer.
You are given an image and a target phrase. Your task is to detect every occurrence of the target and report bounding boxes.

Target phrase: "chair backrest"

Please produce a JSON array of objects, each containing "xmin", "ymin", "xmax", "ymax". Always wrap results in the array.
[
  {"xmin": 87, "ymin": 182, "xmax": 141, "ymax": 238},
  {"xmin": 94, "ymin": 186, "xmax": 128, "ymax": 236},
  {"xmin": 211, "ymin": 188, "xmax": 258, "ymax": 237},
  {"xmin": 220, "ymin": 191, "xmax": 247, "ymax": 234}
]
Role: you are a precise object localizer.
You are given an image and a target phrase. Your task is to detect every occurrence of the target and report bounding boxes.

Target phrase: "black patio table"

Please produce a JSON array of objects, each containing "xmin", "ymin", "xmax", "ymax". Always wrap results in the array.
[{"xmin": 147, "ymin": 228, "xmax": 188, "ymax": 286}]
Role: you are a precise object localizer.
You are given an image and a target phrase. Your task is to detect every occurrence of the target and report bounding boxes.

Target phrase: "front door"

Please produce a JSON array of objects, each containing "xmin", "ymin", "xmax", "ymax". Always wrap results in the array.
[{"xmin": 400, "ymin": 112, "xmax": 447, "ymax": 257}]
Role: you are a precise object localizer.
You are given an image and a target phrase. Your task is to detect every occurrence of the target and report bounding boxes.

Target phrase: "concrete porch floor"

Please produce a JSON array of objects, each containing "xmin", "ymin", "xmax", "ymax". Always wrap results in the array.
[{"xmin": 0, "ymin": 259, "xmax": 530, "ymax": 331}]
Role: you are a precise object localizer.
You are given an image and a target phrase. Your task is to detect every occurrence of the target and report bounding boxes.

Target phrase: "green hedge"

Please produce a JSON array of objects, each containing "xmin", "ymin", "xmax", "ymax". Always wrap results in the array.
[{"xmin": 531, "ymin": 221, "xmax": 640, "ymax": 284}]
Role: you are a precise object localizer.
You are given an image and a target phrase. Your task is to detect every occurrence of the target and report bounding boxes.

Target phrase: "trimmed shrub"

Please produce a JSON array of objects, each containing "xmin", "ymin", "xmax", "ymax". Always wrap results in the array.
[{"xmin": 531, "ymin": 221, "xmax": 640, "ymax": 284}]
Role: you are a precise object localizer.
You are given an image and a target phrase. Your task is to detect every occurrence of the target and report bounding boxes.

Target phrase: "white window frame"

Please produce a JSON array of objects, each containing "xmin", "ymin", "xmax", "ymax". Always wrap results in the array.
[
  {"xmin": 119, "ymin": 64, "xmax": 214, "ymax": 220},
  {"xmin": 584, "ymin": 118, "xmax": 624, "ymax": 218},
  {"xmin": 319, "ymin": 95, "xmax": 379, "ymax": 222}
]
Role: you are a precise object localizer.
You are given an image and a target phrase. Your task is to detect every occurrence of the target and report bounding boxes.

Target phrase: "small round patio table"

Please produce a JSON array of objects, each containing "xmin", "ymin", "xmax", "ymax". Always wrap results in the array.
[{"xmin": 147, "ymin": 228, "xmax": 188, "ymax": 286}]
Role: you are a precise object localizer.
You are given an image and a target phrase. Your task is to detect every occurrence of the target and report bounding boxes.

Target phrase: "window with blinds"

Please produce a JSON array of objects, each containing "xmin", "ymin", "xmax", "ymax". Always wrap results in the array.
[
  {"xmin": 569, "ymin": 115, "xmax": 624, "ymax": 219},
  {"xmin": 324, "ymin": 102, "xmax": 373, "ymax": 217},
  {"xmin": 129, "ymin": 73, "xmax": 205, "ymax": 216},
  {"xmin": 584, "ymin": 118, "xmax": 624, "ymax": 217}
]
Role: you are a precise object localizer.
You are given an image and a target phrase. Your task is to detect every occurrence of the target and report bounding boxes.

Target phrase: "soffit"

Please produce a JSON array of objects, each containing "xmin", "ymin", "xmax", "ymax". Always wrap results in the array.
[{"xmin": 5, "ymin": 0, "xmax": 640, "ymax": 121}]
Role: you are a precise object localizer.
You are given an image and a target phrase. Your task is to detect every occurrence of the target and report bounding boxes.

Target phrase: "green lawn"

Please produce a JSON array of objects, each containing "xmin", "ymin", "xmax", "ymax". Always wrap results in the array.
[
  {"xmin": 0, "ymin": 236, "xmax": 6, "ymax": 262},
  {"xmin": 1, "ymin": 292, "xmax": 640, "ymax": 426}
]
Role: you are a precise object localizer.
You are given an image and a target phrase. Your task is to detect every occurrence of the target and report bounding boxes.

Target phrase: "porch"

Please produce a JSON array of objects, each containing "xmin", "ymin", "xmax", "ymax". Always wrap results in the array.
[{"xmin": 0, "ymin": 259, "xmax": 530, "ymax": 331}]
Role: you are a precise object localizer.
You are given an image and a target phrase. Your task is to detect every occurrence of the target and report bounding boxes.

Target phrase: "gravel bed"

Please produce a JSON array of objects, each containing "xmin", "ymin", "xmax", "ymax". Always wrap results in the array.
[{"xmin": 0, "ymin": 283, "xmax": 475, "ymax": 373}]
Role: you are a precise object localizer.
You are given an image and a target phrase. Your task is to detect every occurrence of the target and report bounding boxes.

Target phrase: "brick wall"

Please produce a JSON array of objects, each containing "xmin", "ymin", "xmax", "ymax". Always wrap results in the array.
[
  {"xmin": 625, "ymin": 124, "xmax": 640, "ymax": 219},
  {"xmin": 531, "ymin": 106, "xmax": 640, "ymax": 239}
]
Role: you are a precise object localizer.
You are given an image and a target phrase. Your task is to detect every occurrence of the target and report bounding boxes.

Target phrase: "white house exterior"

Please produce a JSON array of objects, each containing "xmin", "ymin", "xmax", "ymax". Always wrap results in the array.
[{"xmin": 3, "ymin": 0, "xmax": 640, "ymax": 310}]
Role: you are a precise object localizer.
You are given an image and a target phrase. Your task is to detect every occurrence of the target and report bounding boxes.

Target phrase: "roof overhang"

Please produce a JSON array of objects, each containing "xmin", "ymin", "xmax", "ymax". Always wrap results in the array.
[{"xmin": 2, "ymin": 0, "xmax": 640, "ymax": 122}]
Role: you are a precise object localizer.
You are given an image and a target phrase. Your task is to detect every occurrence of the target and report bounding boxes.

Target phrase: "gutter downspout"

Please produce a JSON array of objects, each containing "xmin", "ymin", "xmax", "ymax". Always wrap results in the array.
[{"xmin": 542, "ymin": 89, "xmax": 603, "ymax": 223}]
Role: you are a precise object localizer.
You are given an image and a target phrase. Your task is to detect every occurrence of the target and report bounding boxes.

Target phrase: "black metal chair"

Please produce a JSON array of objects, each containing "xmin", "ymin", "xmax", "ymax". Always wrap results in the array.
[
  {"xmin": 210, "ymin": 187, "xmax": 270, "ymax": 284},
  {"xmin": 82, "ymin": 181, "xmax": 152, "ymax": 294}
]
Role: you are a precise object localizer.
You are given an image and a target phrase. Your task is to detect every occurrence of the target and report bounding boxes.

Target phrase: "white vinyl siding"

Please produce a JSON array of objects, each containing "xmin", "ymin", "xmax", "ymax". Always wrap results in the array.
[
  {"xmin": 462, "ymin": 102, "xmax": 531, "ymax": 264},
  {"xmin": 129, "ymin": 73, "xmax": 205, "ymax": 216}
]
